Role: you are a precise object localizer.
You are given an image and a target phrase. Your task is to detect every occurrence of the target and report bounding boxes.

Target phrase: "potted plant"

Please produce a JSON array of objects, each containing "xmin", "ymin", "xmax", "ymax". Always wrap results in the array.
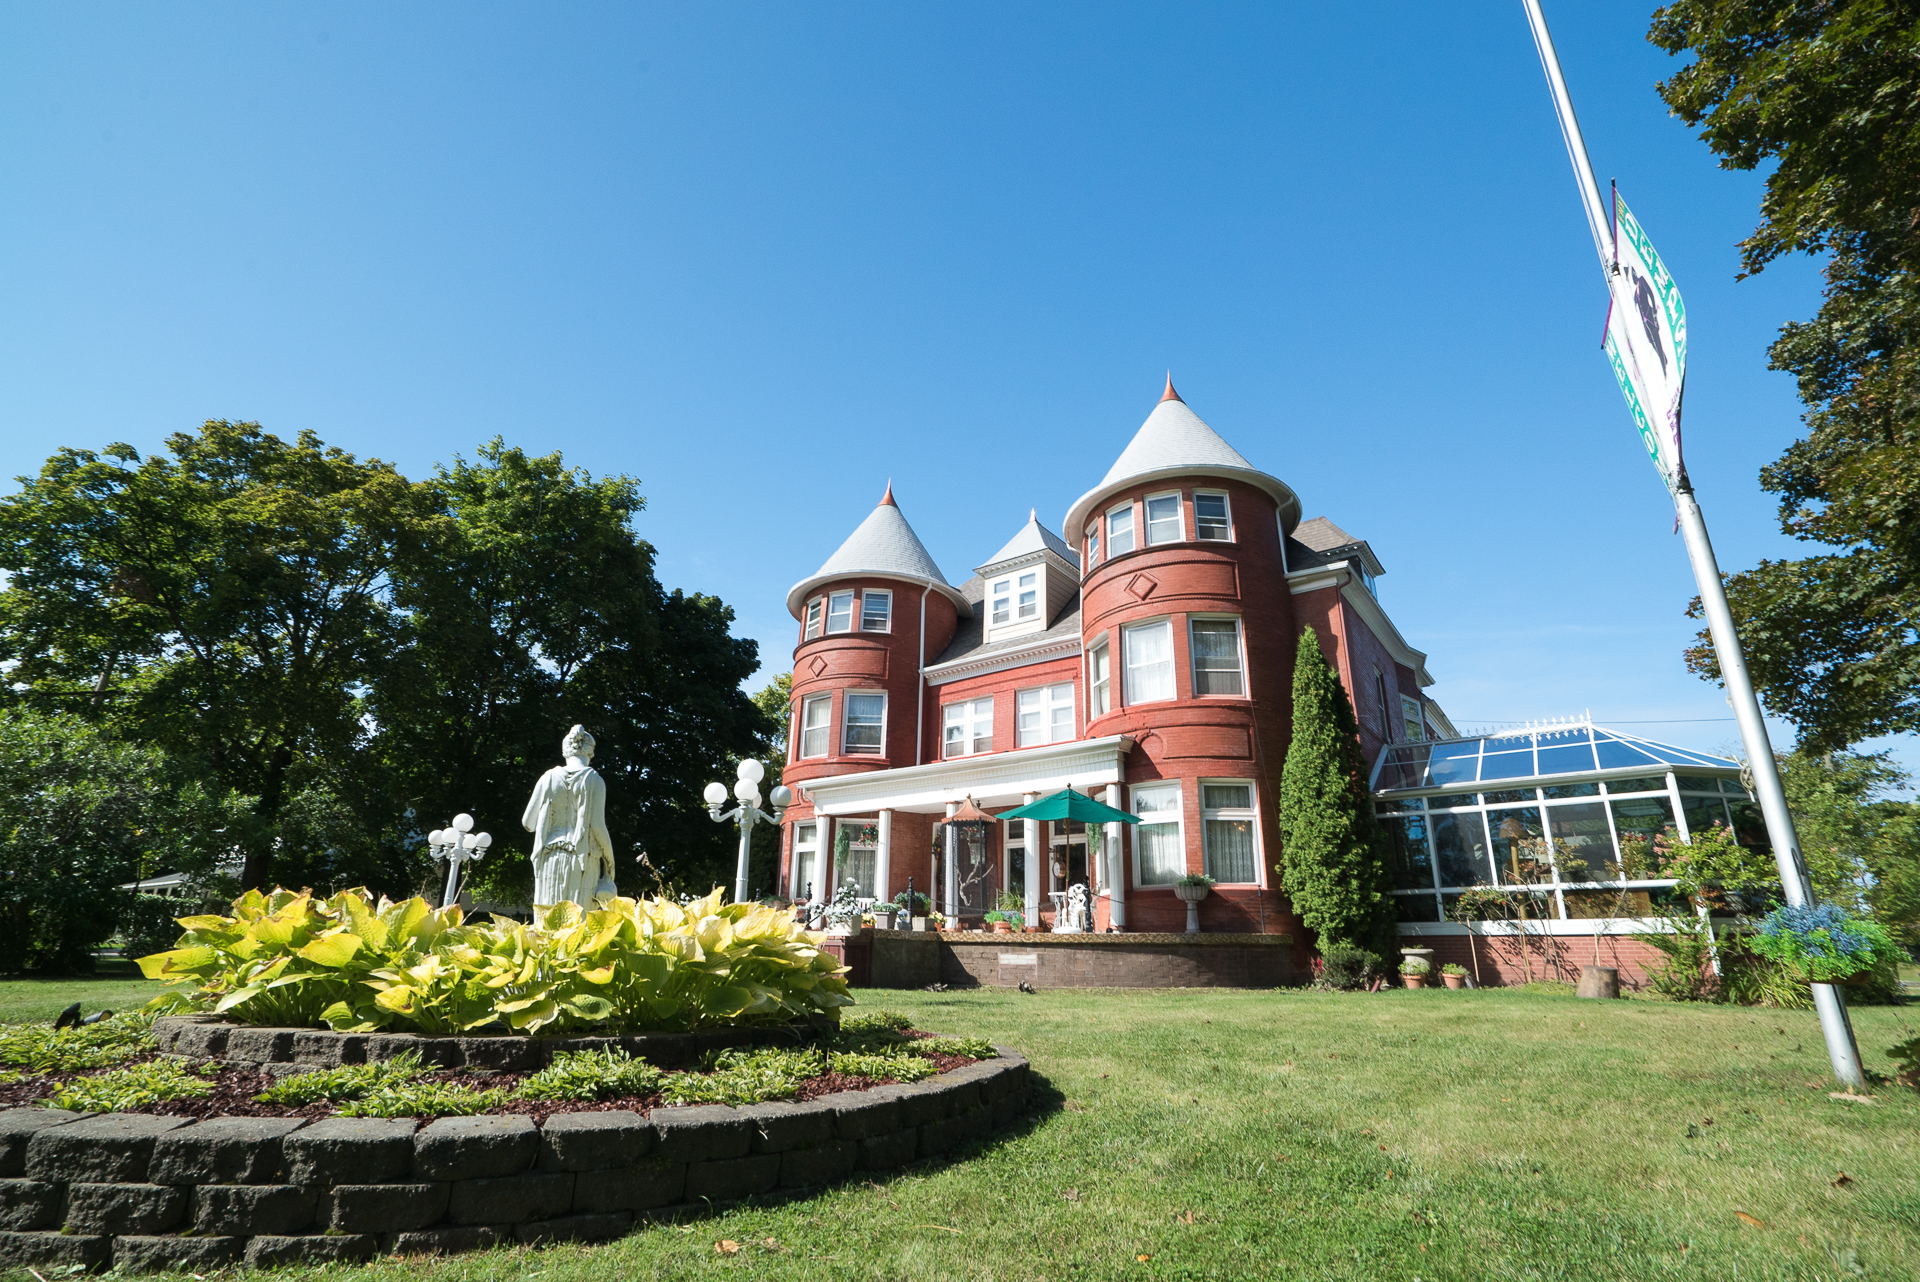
[
  {"xmin": 1749, "ymin": 903, "xmax": 1898, "ymax": 986},
  {"xmin": 822, "ymin": 884, "xmax": 863, "ymax": 935},
  {"xmin": 1173, "ymin": 872, "xmax": 1215, "ymax": 934},
  {"xmin": 1399, "ymin": 956, "xmax": 1432, "ymax": 989},
  {"xmin": 984, "ymin": 910, "xmax": 1012, "ymax": 935},
  {"xmin": 1439, "ymin": 962, "xmax": 1468, "ymax": 990}
]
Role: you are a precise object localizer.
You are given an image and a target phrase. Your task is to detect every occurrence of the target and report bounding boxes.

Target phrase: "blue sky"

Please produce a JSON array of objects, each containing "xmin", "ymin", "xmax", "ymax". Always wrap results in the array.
[{"xmin": 2, "ymin": 3, "xmax": 1907, "ymax": 782}]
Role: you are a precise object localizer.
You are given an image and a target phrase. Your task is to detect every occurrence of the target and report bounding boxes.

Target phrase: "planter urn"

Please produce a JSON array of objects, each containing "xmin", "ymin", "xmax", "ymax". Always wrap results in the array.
[{"xmin": 1172, "ymin": 881, "xmax": 1211, "ymax": 934}]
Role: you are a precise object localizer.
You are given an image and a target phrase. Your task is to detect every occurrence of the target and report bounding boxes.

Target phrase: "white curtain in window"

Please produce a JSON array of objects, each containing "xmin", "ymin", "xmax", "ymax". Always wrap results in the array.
[
  {"xmin": 1204, "ymin": 820, "xmax": 1255, "ymax": 882},
  {"xmin": 1190, "ymin": 619, "xmax": 1244, "ymax": 695},
  {"xmin": 1125, "ymin": 620, "xmax": 1174, "ymax": 703},
  {"xmin": 1134, "ymin": 784, "xmax": 1183, "ymax": 884}
]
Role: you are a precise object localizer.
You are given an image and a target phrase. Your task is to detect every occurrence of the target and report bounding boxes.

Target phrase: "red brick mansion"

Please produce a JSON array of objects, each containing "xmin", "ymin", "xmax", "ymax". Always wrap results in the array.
[{"xmin": 774, "ymin": 378, "xmax": 1454, "ymax": 942}]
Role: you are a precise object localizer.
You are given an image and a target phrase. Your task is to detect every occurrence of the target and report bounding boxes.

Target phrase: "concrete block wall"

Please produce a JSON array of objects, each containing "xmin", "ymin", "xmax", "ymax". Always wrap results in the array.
[{"xmin": 0, "ymin": 1050, "xmax": 1029, "ymax": 1271}]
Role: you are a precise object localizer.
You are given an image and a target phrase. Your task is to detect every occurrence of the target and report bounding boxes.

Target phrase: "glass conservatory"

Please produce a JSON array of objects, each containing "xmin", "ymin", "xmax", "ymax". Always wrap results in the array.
[{"xmin": 1371, "ymin": 722, "xmax": 1763, "ymax": 932}]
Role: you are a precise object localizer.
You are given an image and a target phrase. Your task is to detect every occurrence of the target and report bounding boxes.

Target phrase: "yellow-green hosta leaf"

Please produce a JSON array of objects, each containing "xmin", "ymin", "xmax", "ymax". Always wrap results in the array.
[
  {"xmin": 173, "ymin": 915, "xmax": 232, "ymax": 932},
  {"xmin": 253, "ymin": 917, "xmax": 297, "ymax": 950},
  {"xmin": 577, "ymin": 965, "xmax": 615, "ymax": 985},
  {"xmin": 297, "ymin": 933, "xmax": 364, "ymax": 969},
  {"xmin": 373, "ymin": 986, "xmax": 418, "ymax": 1014},
  {"xmin": 138, "ymin": 946, "xmax": 218, "ymax": 979},
  {"xmin": 506, "ymin": 999, "xmax": 559, "ymax": 1031},
  {"xmin": 213, "ymin": 984, "xmax": 267, "ymax": 1013}
]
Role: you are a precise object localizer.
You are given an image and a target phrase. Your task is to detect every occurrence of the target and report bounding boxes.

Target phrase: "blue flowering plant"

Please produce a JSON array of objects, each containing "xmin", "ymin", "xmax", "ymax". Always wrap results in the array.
[{"xmin": 1748, "ymin": 904, "xmax": 1898, "ymax": 983}]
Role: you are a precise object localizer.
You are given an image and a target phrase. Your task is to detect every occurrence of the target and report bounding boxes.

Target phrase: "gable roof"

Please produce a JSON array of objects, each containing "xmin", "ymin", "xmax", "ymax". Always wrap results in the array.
[
  {"xmin": 1286, "ymin": 515, "xmax": 1385, "ymax": 576},
  {"xmin": 977, "ymin": 513, "xmax": 1079, "ymax": 575},
  {"xmin": 926, "ymin": 574, "xmax": 1083, "ymax": 676},
  {"xmin": 785, "ymin": 488, "xmax": 970, "ymax": 618},
  {"xmin": 1063, "ymin": 379, "xmax": 1302, "ymax": 537}
]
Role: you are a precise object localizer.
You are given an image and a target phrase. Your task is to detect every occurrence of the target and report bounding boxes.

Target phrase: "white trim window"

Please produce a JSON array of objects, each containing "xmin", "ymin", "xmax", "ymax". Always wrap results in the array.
[
  {"xmin": 804, "ymin": 598, "xmax": 824, "ymax": 640},
  {"xmin": 1084, "ymin": 524, "xmax": 1100, "ymax": 570},
  {"xmin": 1189, "ymin": 617, "xmax": 1245, "ymax": 696},
  {"xmin": 860, "ymin": 589, "xmax": 892, "ymax": 632},
  {"xmin": 1089, "ymin": 638, "xmax": 1111, "ymax": 717},
  {"xmin": 1145, "ymin": 492, "xmax": 1183, "ymax": 545},
  {"xmin": 799, "ymin": 693, "xmax": 832, "ymax": 759},
  {"xmin": 843, "ymin": 691, "xmax": 886, "ymax": 755},
  {"xmin": 1194, "ymin": 491, "xmax": 1232, "ymax": 540},
  {"xmin": 791, "ymin": 821, "xmax": 822, "ymax": 902},
  {"xmin": 989, "ymin": 571, "xmax": 1042, "ymax": 629},
  {"xmin": 1016, "ymin": 682, "xmax": 1074, "ymax": 747},
  {"xmin": 1123, "ymin": 619, "xmax": 1175, "ymax": 704},
  {"xmin": 1201, "ymin": 781, "xmax": 1258, "ymax": 883},
  {"xmin": 1401, "ymin": 695, "xmax": 1425, "ymax": 742},
  {"xmin": 942, "ymin": 697, "xmax": 994, "ymax": 758},
  {"xmin": 1106, "ymin": 504, "xmax": 1135, "ymax": 556},
  {"xmin": 826, "ymin": 591, "xmax": 855, "ymax": 634},
  {"xmin": 1133, "ymin": 782, "xmax": 1184, "ymax": 885}
]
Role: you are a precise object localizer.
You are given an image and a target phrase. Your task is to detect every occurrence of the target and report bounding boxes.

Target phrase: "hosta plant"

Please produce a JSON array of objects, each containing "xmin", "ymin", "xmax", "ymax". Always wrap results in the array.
[
  {"xmin": 140, "ymin": 886, "xmax": 852, "ymax": 1035},
  {"xmin": 50, "ymin": 1059, "xmax": 217, "ymax": 1112},
  {"xmin": 1749, "ymin": 904, "xmax": 1899, "ymax": 982}
]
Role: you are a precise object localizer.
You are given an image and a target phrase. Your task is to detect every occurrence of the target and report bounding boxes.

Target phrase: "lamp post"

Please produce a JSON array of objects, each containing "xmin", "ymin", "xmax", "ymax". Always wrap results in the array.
[
  {"xmin": 704, "ymin": 758, "xmax": 792, "ymax": 905},
  {"xmin": 428, "ymin": 813, "xmax": 492, "ymax": 909}
]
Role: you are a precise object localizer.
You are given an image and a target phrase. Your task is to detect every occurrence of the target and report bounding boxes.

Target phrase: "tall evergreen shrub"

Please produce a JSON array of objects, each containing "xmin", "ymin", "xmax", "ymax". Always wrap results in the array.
[{"xmin": 1277, "ymin": 629, "xmax": 1393, "ymax": 955}]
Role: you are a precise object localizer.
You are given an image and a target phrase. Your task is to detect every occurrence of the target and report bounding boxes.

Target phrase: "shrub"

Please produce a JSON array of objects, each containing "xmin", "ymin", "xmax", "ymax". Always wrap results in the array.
[
  {"xmin": 253, "ymin": 1053, "xmax": 427, "ymax": 1105},
  {"xmin": 515, "ymin": 1048, "xmax": 663, "ymax": 1102},
  {"xmin": 0, "ymin": 1013, "xmax": 157, "ymax": 1073},
  {"xmin": 1750, "ymin": 904, "xmax": 1900, "ymax": 981},
  {"xmin": 1314, "ymin": 941, "xmax": 1379, "ymax": 991},
  {"xmin": 51, "ymin": 1059, "xmax": 216, "ymax": 1112},
  {"xmin": 141, "ymin": 886, "xmax": 852, "ymax": 1034}
]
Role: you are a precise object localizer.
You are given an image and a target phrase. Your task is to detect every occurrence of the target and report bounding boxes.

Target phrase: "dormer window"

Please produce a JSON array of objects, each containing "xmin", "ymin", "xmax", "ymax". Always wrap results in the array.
[
  {"xmin": 1145, "ymin": 493, "xmax": 1182, "ymax": 545},
  {"xmin": 989, "ymin": 570, "xmax": 1042, "ymax": 632},
  {"xmin": 860, "ymin": 589, "xmax": 892, "ymax": 632},
  {"xmin": 826, "ymin": 591, "xmax": 854, "ymax": 633},
  {"xmin": 1106, "ymin": 504, "xmax": 1135, "ymax": 555}
]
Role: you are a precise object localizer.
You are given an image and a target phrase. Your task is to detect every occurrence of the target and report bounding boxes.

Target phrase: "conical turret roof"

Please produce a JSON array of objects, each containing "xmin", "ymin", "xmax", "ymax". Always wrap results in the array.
[
  {"xmin": 1063, "ymin": 379, "xmax": 1301, "ymax": 537},
  {"xmin": 786, "ymin": 486, "xmax": 971, "ymax": 618}
]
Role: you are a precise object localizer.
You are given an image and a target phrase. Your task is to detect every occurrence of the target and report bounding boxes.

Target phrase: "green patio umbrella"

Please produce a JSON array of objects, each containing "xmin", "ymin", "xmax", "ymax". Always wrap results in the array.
[{"xmin": 995, "ymin": 786, "xmax": 1140, "ymax": 826}]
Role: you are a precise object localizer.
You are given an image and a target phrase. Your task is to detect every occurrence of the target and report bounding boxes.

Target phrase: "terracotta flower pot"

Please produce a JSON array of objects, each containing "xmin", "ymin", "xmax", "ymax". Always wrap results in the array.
[
  {"xmin": 1404, "ymin": 975, "xmax": 1427, "ymax": 989},
  {"xmin": 990, "ymin": 921, "xmax": 1011, "ymax": 935},
  {"xmin": 1442, "ymin": 973, "xmax": 1465, "ymax": 989}
]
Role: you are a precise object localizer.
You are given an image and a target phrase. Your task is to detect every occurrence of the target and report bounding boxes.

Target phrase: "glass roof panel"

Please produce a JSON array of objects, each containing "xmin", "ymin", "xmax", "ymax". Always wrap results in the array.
[
  {"xmin": 1594, "ymin": 736, "xmax": 1662, "ymax": 770},
  {"xmin": 1372, "ymin": 725, "xmax": 1738, "ymax": 792},
  {"xmin": 1479, "ymin": 749, "xmax": 1536, "ymax": 781},
  {"xmin": 1538, "ymin": 742, "xmax": 1597, "ymax": 774}
]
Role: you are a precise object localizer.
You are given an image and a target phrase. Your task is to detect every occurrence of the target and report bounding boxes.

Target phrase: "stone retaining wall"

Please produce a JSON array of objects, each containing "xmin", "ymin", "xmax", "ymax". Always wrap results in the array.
[
  {"xmin": 864, "ymin": 930, "xmax": 1299, "ymax": 989},
  {"xmin": 0, "ymin": 1048, "xmax": 1029, "ymax": 1271}
]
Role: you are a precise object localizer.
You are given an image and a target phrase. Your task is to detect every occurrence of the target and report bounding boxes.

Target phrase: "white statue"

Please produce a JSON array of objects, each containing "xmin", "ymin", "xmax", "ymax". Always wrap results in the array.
[
  {"xmin": 1057, "ymin": 883, "xmax": 1089, "ymax": 934},
  {"xmin": 521, "ymin": 724, "xmax": 616, "ymax": 907}
]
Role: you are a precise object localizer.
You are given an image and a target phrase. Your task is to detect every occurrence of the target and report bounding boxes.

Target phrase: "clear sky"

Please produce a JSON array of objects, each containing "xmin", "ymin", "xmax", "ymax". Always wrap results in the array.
[{"xmin": 2, "ymin": 3, "xmax": 1907, "ymax": 782}]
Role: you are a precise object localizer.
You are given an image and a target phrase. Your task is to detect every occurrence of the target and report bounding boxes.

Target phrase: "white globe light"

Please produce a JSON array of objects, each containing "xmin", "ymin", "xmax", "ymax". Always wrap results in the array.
[
  {"xmin": 428, "ymin": 829, "xmax": 447, "ymax": 846},
  {"xmin": 703, "ymin": 781, "xmax": 729, "ymax": 807},
  {"xmin": 453, "ymin": 813, "xmax": 475, "ymax": 834},
  {"xmin": 734, "ymin": 778, "xmax": 761, "ymax": 804},
  {"xmin": 737, "ymin": 759, "xmax": 765, "ymax": 784},
  {"xmin": 461, "ymin": 832, "xmax": 479, "ymax": 850},
  {"xmin": 769, "ymin": 785, "xmax": 793, "ymax": 809},
  {"xmin": 474, "ymin": 832, "xmax": 492, "ymax": 850}
]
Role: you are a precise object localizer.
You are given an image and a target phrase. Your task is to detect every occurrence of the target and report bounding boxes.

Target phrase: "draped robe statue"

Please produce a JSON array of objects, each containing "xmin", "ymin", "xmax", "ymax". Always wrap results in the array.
[{"xmin": 522, "ymin": 725, "xmax": 616, "ymax": 907}]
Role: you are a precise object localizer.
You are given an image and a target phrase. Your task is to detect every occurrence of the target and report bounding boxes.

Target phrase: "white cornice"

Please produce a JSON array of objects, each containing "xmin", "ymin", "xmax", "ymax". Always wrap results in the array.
[
  {"xmin": 801, "ymin": 734, "xmax": 1134, "ymax": 815},
  {"xmin": 923, "ymin": 634, "xmax": 1083, "ymax": 687}
]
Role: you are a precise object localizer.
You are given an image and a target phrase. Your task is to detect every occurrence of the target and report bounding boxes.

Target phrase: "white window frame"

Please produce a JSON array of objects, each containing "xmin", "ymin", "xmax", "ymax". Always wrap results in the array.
[
  {"xmin": 1200, "ymin": 779, "xmax": 1261, "ymax": 885},
  {"xmin": 1088, "ymin": 637, "xmax": 1111, "ymax": 717},
  {"xmin": 1106, "ymin": 503, "xmax": 1135, "ymax": 556},
  {"xmin": 842, "ymin": 690, "xmax": 886, "ymax": 755},
  {"xmin": 1188, "ymin": 615, "xmax": 1247, "ymax": 698},
  {"xmin": 1132, "ymin": 781, "xmax": 1185, "ymax": 887},
  {"xmin": 826, "ymin": 591, "xmax": 855, "ymax": 634},
  {"xmin": 1401, "ymin": 695, "xmax": 1425, "ymax": 742},
  {"xmin": 1123, "ymin": 618, "xmax": 1175, "ymax": 705},
  {"xmin": 1144, "ymin": 491, "xmax": 1183, "ymax": 546},
  {"xmin": 1015, "ymin": 569, "xmax": 1040, "ymax": 622},
  {"xmin": 804, "ymin": 597, "xmax": 823, "ymax": 640},
  {"xmin": 860, "ymin": 588, "xmax": 892, "ymax": 633},
  {"xmin": 1085, "ymin": 523, "xmax": 1100, "ymax": 570},
  {"xmin": 1193, "ymin": 490, "xmax": 1233, "ymax": 541},
  {"xmin": 791, "ymin": 821, "xmax": 822, "ymax": 901},
  {"xmin": 942, "ymin": 696, "xmax": 994, "ymax": 759},
  {"xmin": 989, "ymin": 576, "xmax": 1013, "ymax": 627},
  {"xmin": 799, "ymin": 693, "xmax": 832, "ymax": 759},
  {"xmin": 1015, "ymin": 682, "xmax": 1075, "ymax": 748}
]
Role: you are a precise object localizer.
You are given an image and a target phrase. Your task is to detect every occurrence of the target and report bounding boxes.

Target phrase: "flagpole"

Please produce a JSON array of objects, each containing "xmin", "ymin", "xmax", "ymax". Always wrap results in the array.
[{"xmin": 1519, "ymin": 0, "xmax": 1864, "ymax": 1086}]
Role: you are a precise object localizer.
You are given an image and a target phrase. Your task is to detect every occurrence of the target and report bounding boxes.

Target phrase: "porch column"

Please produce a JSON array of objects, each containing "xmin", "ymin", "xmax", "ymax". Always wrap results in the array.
[
  {"xmin": 820, "ymin": 817, "xmax": 836, "ymax": 905},
  {"xmin": 943, "ymin": 802, "xmax": 959, "ymax": 920},
  {"xmin": 875, "ymin": 809, "xmax": 893, "ymax": 906},
  {"xmin": 1105, "ymin": 783, "xmax": 1126, "ymax": 930},
  {"xmin": 1021, "ymin": 793, "xmax": 1040, "ymax": 925}
]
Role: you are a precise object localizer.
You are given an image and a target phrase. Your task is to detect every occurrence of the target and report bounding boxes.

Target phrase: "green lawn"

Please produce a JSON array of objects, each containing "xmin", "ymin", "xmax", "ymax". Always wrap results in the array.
[
  {"xmin": 0, "ymin": 959, "xmax": 160, "ymax": 1024},
  {"xmin": 3, "ymin": 978, "xmax": 1916, "ymax": 1280}
]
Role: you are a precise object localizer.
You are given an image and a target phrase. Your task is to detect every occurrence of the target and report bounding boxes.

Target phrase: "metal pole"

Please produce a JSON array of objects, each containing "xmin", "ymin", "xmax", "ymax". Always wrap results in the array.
[
  {"xmin": 1521, "ymin": 0, "xmax": 1864, "ymax": 1085},
  {"xmin": 442, "ymin": 854, "xmax": 461, "ymax": 910},
  {"xmin": 733, "ymin": 810, "xmax": 755, "ymax": 905}
]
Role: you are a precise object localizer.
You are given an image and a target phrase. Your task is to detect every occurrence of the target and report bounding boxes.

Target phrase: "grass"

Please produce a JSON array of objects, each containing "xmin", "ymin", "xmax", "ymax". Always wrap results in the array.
[
  {"xmin": 3, "ymin": 975, "xmax": 1916, "ymax": 1279},
  {"xmin": 0, "ymin": 958, "xmax": 161, "ymax": 1023}
]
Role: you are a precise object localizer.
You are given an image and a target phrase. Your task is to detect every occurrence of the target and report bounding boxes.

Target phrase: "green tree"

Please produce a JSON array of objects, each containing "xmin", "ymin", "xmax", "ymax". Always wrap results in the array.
[
  {"xmin": 1780, "ymin": 748, "xmax": 1920, "ymax": 948},
  {"xmin": 373, "ymin": 440, "xmax": 770, "ymax": 903},
  {"xmin": 0, "ymin": 421, "xmax": 429, "ymax": 891},
  {"xmin": 746, "ymin": 672, "xmax": 792, "ymax": 900},
  {"xmin": 1650, "ymin": 2, "xmax": 1920, "ymax": 751},
  {"xmin": 1276, "ymin": 629, "xmax": 1392, "ymax": 955},
  {"xmin": 0, "ymin": 708, "xmax": 247, "ymax": 973}
]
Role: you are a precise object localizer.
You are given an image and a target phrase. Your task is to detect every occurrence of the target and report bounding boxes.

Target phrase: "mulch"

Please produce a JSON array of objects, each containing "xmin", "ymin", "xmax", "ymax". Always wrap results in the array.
[{"xmin": 0, "ymin": 1040, "xmax": 979, "ymax": 1123}]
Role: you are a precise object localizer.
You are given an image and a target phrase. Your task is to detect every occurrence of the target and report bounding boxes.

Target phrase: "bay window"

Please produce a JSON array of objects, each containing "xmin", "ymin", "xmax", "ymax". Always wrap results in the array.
[
  {"xmin": 826, "ymin": 591, "xmax": 854, "ymax": 634},
  {"xmin": 1123, "ymin": 619, "xmax": 1174, "ymax": 704},
  {"xmin": 1016, "ymin": 682, "xmax": 1074, "ymax": 747},
  {"xmin": 943, "ymin": 697, "xmax": 994, "ymax": 758},
  {"xmin": 799, "ymin": 694, "xmax": 832, "ymax": 759},
  {"xmin": 1189, "ymin": 618, "xmax": 1245, "ymax": 696},
  {"xmin": 843, "ymin": 692, "xmax": 885, "ymax": 755},
  {"xmin": 1133, "ymin": 782, "xmax": 1185, "ymax": 885},
  {"xmin": 1145, "ymin": 493, "xmax": 1182, "ymax": 545},
  {"xmin": 1202, "ymin": 782, "xmax": 1258, "ymax": 883}
]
